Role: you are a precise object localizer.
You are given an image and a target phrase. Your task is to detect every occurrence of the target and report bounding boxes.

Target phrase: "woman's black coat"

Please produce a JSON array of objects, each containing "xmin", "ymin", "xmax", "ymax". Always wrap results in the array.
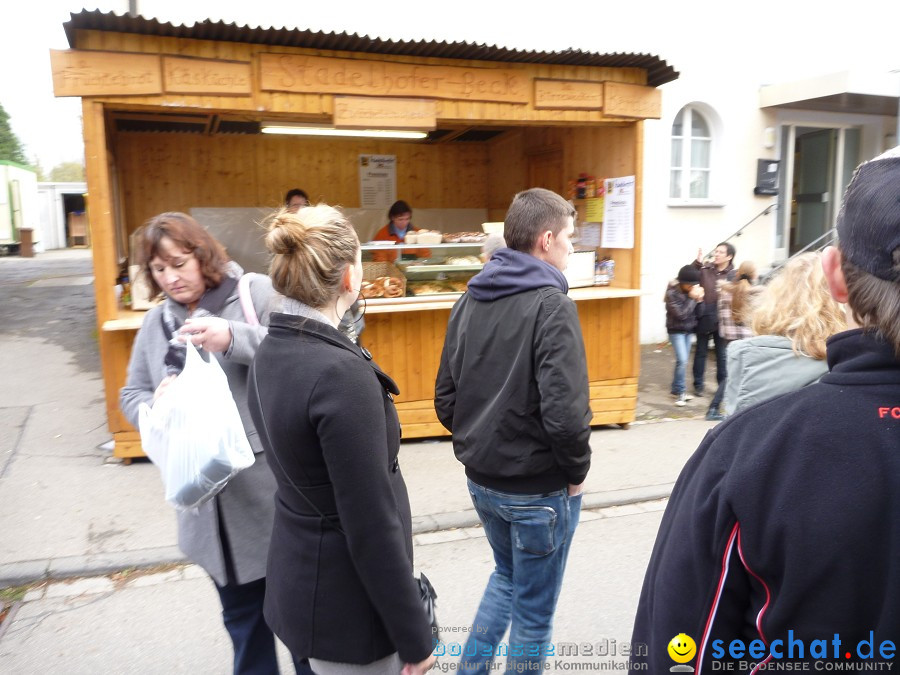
[{"xmin": 248, "ymin": 312, "xmax": 433, "ymax": 665}]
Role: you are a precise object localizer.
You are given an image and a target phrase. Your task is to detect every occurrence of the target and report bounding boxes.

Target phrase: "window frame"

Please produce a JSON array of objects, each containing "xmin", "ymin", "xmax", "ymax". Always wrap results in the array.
[{"xmin": 668, "ymin": 103, "xmax": 720, "ymax": 206}]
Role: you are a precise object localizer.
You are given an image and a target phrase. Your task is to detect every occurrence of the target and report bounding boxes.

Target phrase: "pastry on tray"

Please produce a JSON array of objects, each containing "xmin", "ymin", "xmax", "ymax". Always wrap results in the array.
[{"xmin": 361, "ymin": 276, "xmax": 405, "ymax": 298}]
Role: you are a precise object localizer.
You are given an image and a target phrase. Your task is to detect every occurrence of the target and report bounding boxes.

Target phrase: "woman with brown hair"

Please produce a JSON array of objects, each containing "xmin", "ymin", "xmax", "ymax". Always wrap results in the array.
[
  {"xmin": 724, "ymin": 251, "xmax": 848, "ymax": 416},
  {"xmin": 718, "ymin": 260, "xmax": 763, "ymax": 341},
  {"xmin": 119, "ymin": 212, "xmax": 312, "ymax": 675},
  {"xmin": 704, "ymin": 260, "xmax": 764, "ymax": 420},
  {"xmin": 249, "ymin": 204, "xmax": 435, "ymax": 675}
]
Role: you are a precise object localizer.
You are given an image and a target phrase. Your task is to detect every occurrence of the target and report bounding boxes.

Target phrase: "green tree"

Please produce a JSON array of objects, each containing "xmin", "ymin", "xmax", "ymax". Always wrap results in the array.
[
  {"xmin": 49, "ymin": 161, "xmax": 85, "ymax": 182},
  {"xmin": 0, "ymin": 102, "xmax": 28, "ymax": 165}
]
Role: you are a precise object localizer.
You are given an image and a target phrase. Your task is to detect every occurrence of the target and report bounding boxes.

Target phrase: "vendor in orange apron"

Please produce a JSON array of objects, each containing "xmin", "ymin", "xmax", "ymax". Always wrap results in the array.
[{"xmin": 371, "ymin": 200, "xmax": 431, "ymax": 262}]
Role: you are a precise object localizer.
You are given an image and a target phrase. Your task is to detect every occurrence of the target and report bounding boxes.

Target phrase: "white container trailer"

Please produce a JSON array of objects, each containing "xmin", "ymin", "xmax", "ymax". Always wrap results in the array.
[
  {"xmin": 0, "ymin": 161, "xmax": 39, "ymax": 253},
  {"xmin": 37, "ymin": 182, "xmax": 87, "ymax": 250}
]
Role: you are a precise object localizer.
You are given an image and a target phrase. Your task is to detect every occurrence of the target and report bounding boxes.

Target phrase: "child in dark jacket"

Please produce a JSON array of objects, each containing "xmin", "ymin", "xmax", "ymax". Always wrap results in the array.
[{"xmin": 665, "ymin": 265, "xmax": 704, "ymax": 405}]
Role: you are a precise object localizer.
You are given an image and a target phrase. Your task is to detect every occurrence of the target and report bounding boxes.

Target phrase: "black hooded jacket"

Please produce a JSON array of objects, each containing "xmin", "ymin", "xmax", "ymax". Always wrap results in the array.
[
  {"xmin": 630, "ymin": 329, "xmax": 900, "ymax": 673},
  {"xmin": 434, "ymin": 248, "xmax": 592, "ymax": 493}
]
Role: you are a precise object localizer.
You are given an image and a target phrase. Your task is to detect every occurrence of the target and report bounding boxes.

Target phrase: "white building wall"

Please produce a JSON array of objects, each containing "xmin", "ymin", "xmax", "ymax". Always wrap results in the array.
[
  {"xmin": 638, "ymin": 70, "xmax": 779, "ymax": 344},
  {"xmin": 634, "ymin": 35, "xmax": 898, "ymax": 343}
]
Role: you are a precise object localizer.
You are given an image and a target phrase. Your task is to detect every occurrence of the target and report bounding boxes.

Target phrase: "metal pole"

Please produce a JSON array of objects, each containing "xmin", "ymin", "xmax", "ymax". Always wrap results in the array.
[{"xmin": 128, "ymin": 0, "xmax": 138, "ymax": 17}]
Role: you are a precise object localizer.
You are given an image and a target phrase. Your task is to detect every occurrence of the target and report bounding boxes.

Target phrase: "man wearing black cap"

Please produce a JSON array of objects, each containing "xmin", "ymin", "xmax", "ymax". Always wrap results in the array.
[{"xmin": 629, "ymin": 147, "xmax": 900, "ymax": 673}]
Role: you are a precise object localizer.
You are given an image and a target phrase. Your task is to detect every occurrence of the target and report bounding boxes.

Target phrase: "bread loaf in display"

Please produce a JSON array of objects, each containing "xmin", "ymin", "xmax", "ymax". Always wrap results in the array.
[{"xmin": 360, "ymin": 276, "xmax": 404, "ymax": 299}]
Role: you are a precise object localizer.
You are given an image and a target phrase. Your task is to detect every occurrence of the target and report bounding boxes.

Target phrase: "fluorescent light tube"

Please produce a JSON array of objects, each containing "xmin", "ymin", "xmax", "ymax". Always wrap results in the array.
[{"xmin": 261, "ymin": 125, "xmax": 427, "ymax": 139}]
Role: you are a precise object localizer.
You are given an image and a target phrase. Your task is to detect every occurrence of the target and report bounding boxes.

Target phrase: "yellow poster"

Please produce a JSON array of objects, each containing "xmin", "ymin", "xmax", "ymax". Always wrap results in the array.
[{"xmin": 585, "ymin": 197, "xmax": 604, "ymax": 222}]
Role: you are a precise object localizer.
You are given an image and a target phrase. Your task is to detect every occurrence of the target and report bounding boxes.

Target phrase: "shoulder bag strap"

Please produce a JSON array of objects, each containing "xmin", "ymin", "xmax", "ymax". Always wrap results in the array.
[
  {"xmin": 250, "ymin": 363, "xmax": 345, "ymax": 535},
  {"xmin": 238, "ymin": 273, "xmax": 260, "ymax": 327}
]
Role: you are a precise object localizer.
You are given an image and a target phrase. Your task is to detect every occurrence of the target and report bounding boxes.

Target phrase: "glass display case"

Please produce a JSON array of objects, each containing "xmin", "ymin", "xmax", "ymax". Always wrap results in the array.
[{"xmin": 360, "ymin": 242, "xmax": 484, "ymax": 298}]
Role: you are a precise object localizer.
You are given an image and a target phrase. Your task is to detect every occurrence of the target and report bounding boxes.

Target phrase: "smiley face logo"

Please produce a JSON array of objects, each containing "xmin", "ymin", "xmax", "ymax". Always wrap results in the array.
[{"xmin": 667, "ymin": 633, "xmax": 697, "ymax": 664}]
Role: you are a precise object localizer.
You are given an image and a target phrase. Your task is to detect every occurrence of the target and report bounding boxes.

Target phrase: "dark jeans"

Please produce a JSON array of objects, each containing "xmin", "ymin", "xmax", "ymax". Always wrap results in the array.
[
  {"xmin": 693, "ymin": 328, "xmax": 727, "ymax": 409},
  {"xmin": 215, "ymin": 577, "xmax": 315, "ymax": 675}
]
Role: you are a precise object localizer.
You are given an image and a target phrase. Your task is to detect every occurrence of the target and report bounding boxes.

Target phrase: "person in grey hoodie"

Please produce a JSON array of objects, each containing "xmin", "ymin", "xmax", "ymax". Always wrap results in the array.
[{"xmin": 435, "ymin": 188, "xmax": 591, "ymax": 674}]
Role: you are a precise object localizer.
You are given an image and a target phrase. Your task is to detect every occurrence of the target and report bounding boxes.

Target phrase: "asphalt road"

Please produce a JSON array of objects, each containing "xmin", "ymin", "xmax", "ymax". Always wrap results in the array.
[
  {"xmin": 0, "ymin": 250, "xmax": 99, "ymax": 374},
  {"xmin": 0, "ymin": 504, "xmax": 665, "ymax": 674}
]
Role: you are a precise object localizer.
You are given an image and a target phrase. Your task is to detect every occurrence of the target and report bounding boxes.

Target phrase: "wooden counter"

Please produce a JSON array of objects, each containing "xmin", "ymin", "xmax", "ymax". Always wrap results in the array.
[
  {"xmin": 362, "ymin": 286, "xmax": 640, "ymax": 437},
  {"xmin": 103, "ymin": 285, "xmax": 639, "ymax": 453}
]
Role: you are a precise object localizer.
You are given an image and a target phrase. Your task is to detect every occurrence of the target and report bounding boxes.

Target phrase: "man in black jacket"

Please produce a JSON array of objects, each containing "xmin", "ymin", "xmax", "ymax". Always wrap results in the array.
[
  {"xmin": 630, "ymin": 147, "xmax": 900, "ymax": 674},
  {"xmin": 690, "ymin": 242, "xmax": 736, "ymax": 420},
  {"xmin": 435, "ymin": 187, "xmax": 592, "ymax": 673}
]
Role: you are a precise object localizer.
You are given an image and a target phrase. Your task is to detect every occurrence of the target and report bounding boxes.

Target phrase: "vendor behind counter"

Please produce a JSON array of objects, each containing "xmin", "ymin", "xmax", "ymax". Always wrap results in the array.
[{"xmin": 371, "ymin": 200, "xmax": 430, "ymax": 262}]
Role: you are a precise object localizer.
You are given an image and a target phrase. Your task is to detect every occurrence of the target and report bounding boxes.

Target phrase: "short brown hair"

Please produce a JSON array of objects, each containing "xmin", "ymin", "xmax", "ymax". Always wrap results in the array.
[
  {"xmin": 265, "ymin": 205, "xmax": 359, "ymax": 308},
  {"xmin": 134, "ymin": 212, "xmax": 230, "ymax": 297},
  {"xmin": 503, "ymin": 188, "xmax": 575, "ymax": 253},
  {"xmin": 840, "ymin": 248, "xmax": 900, "ymax": 357}
]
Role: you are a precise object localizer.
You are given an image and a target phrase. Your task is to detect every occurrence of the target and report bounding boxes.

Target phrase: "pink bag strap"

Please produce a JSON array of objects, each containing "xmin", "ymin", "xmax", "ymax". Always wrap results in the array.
[{"xmin": 237, "ymin": 273, "xmax": 260, "ymax": 326}]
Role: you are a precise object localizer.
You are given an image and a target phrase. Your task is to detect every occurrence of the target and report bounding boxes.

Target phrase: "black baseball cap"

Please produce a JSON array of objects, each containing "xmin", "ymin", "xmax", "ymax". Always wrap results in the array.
[{"xmin": 836, "ymin": 146, "xmax": 900, "ymax": 282}]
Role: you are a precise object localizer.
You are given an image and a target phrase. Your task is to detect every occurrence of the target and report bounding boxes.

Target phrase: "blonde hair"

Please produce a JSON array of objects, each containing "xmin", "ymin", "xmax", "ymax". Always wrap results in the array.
[
  {"xmin": 721, "ymin": 260, "xmax": 758, "ymax": 325},
  {"xmin": 751, "ymin": 252, "xmax": 847, "ymax": 359},
  {"xmin": 265, "ymin": 204, "xmax": 359, "ymax": 309}
]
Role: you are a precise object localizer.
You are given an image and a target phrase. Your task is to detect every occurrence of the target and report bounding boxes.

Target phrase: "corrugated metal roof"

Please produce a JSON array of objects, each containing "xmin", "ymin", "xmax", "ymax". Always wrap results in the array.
[{"xmin": 64, "ymin": 10, "xmax": 679, "ymax": 87}]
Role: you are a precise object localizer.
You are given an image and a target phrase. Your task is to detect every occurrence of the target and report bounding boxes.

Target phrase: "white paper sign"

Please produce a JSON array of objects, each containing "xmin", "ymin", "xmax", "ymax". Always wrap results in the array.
[
  {"xmin": 359, "ymin": 154, "xmax": 397, "ymax": 209},
  {"xmin": 601, "ymin": 176, "xmax": 635, "ymax": 249}
]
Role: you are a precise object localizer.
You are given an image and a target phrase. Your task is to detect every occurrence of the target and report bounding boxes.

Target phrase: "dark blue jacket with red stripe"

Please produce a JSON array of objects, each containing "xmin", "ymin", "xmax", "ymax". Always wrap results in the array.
[{"xmin": 630, "ymin": 329, "xmax": 900, "ymax": 673}]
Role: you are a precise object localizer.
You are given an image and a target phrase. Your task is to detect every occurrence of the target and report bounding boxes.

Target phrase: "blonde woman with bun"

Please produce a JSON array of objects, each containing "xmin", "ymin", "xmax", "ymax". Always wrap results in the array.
[
  {"xmin": 248, "ymin": 205, "xmax": 436, "ymax": 675},
  {"xmin": 724, "ymin": 252, "xmax": 847, "ymax": 416}
]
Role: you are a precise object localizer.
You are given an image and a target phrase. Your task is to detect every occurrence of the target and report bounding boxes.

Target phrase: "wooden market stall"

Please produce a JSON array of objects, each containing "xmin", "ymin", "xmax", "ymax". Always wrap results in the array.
[{"xmin": 52, "ymin": 10, "xmax": 678, "ymax": 458}]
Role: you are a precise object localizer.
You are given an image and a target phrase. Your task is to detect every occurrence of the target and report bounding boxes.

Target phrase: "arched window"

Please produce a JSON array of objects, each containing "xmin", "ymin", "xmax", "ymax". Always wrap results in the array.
[{"xmin": 670, "ymin": 105, "xmax": 713, "ymax": 201}]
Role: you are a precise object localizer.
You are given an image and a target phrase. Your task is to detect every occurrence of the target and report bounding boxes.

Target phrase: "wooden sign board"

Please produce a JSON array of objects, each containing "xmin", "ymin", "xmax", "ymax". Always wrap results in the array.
[
  {"xmin": 604, "ymin": 82, "xmax": 662, "ymax": 119},
  {"xmin": 534, "ymin": 79, "xmax": 604, "ymax": 110},
  {"xmin": 260, "ymin": 54, "xmax": 529, "ymax": 104},
  {"xmin": 50, "ymin": 50, "xmax": 162, "ymax": 97},
  {"xmin": 163, "ymin": 56, "xmax": 252, "ymax": 96},
  {"xmin": 334, "ymin": 96, "xmax": 436, "ymax": 129}
]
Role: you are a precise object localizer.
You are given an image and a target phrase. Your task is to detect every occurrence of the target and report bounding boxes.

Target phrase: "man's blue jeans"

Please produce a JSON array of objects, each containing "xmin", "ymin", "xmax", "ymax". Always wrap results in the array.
[
  {"xmin": 669, "ymin": 332, "xmax": 692, "ymax": 395},
  {"xmin": 458, "ymin": 480, "xmax": 582, "ymax": 672}
]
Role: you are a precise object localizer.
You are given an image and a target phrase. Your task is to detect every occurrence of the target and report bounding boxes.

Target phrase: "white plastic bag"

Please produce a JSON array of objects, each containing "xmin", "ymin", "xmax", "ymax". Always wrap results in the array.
[{"xmin": 139, "ymin": 340, "xmax": 255, "ymax": 509}]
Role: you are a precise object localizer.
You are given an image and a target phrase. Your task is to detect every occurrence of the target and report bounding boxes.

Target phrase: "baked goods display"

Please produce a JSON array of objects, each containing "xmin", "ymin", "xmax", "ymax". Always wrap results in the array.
[
  {"xmin": 413, "ymin": 229, "xmax": 443, "ymax": 245},
  {"xmin": 360, "ymin": 237, "xmax": 483, "ymax": 298},
  {"xmin": 443, "ymin": 232, "xmax": 487, "ymax": 243},
  {"xmin": 408, "ymin": 279, "xmax": 469, "ymax": 295},
  {"xmin": 444, "ymin": 255, "xmax": 481, "ymax": 266},
  {"xmin": 447, "ymin": 279, "xmax": 469, "ymax": 292},
  {"xmin": 408, "ymin": 282, "xmax": 450, "ymax": 295},
  {"xmin": 361, "ymin": 276, "xmax": 404, "ymax": 298}
]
